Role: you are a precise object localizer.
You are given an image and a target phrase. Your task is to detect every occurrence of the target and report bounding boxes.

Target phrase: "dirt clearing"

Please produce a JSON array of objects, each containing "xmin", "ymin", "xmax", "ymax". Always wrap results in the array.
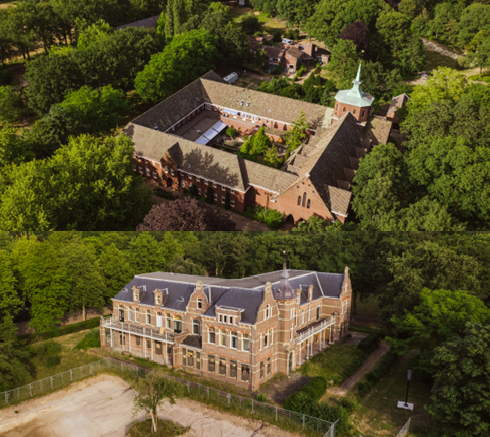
[{"xmin": 0, "ymin": 375, "xmax": 298, "ymax": 437}]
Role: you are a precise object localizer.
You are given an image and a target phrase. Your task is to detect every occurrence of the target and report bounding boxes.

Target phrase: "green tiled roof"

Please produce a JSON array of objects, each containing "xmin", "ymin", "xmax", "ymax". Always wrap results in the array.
[{"xmin": 335, "ymin": 64, "xmax": 374, "ymax": 108}]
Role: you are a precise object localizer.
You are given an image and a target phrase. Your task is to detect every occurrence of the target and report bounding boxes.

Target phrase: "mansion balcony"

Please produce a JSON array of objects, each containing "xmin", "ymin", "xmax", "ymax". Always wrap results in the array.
[
  {"xmin": 101, "ymin": 316, "xmax": 175, "ymax": 344},
  {"xmin": 296, "ymin": 315, "xmax": 335, "ymax": 343}
]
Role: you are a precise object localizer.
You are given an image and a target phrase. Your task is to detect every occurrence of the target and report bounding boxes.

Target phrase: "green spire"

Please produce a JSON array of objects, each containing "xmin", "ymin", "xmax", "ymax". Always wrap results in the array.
[{"xmin": 347, "ymin": 63, "xmax": 363, "ymax": 98}]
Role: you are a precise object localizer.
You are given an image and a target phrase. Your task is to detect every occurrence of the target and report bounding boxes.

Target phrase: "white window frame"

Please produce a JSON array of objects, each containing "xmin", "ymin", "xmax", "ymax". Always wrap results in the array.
[
  {"xmin": 156, "ymin": 295, "xmax": 160, "ymax": 306},
  {"xmin": 221, "ymin": 196, "xmax": 225, "ymax": 204},
  {"xmin": 128, "ymin": 307, "xmax": 133, "ymax": 321},
  {"xmin": 231, "ymin": 189, "xmax": 235, "ymax": 194},
  {"xmin": 153, "ymin": 170, "xmax": 157, "ymax": 179},
  {"xmin": 197, "ymin": 298, "xmax": 202, "ymax": 309},
  {"xmin": 146, "ymin": 168, "xmax": 150, "ymax": 176},
  {"xmin": 171, "ymin": 169, "xmax": 175, "ymax": 175},
  {"xmin": 166, "ymin": 313, "xmax": 171, "ymax": 329},
  {"xmin": 193, "ymin": 319, "xmax": 199, "ymax": 335},
  {"xmin": 219, "ymin": 314, "xmax": 223, "ymax": 323},
  {"xmin": 135, "ymin": 307, "xmax": 140, "ymax": 323},
  {"xmin": 196, "ymin": 177, "xmax": 200, "ymax": 182},
  {"xmin": 213, "ymin": 182, "xmax": 217, "ymax": 188},
  {"xmin": 213, "ymin": 193, "xmax": 218, "ymax": 200},
  {"xmin": 219, "ymin": 329, "xmax": 227, "ymax": 347},
  {"xmin": 230, "ymin": 200, "xmax": 235, "ymax": 207},
  {"xmin": 164, "ymin": 166, "xmax": 169, "ymax": 173},
  {"xmin": 208, "ymin": 329, "xmax": 216, "ymax": 344},
  {"xmin": 181, "ymin": 181, "xmax": 185, "ymax": 187},
  {"xmin": 146, "ymin": 310, "xmax": 151, "ymax": 325},
  {"xmin": 242, "ymin": 333, "xmax": 250, "ymax": 351},
  {"xmin": 264, "ymin": 331, "xmax": 269, "ymax": 348},
  {"xmin": 231, "ymin": 331, "xmax": 238, "ymax": 349},
  {"xmin": 221, "ymin": 186, "xmax": 225, "ymax": 191}
]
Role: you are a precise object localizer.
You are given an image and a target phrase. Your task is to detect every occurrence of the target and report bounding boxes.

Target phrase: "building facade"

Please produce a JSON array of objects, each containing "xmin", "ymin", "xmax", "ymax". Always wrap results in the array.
[{"xmin": 100, "ymin": 268, "xmax": 352, "ymax": 390}]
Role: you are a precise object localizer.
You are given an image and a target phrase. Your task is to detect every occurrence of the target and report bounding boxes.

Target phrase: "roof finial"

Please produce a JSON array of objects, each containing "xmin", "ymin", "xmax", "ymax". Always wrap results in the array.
[
  {"xmin": 354, "ymin": 62, "xmax": 362, "ymax": 84},
  {"xmin": 281, "ymin": 250, "xmax": 290, "ymax": 279}
]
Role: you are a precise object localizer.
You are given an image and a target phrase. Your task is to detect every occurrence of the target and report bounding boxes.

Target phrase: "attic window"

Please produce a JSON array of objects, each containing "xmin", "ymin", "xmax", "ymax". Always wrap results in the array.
[
  {"xmin": 141, "ymin": 285, "xmax": 146, "ymax": 291},
  {"xmin": 236, "ymin": 99, "xmax": 239, "ymax": 103},
  {"xmin": 269, "ymin": 108, "xmax": 272, "ymax": 112},
  {"xmin": 240, "ymin": 100, "xmax": 244, "ymax": 105},
  {"xmin": 246, "ymin": 102, "xmax": 250, "ymax": 106},
  {"xmin": 178, "ymin": 296, "xmax": 185, "ymax": 302},
  {"xmin": 188, "ymin": 164, "xmax": 191, "ymax": 168}
]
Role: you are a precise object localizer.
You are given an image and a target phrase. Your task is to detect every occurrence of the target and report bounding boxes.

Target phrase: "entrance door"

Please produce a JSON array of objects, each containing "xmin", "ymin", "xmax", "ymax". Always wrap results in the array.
[
  {"xmin": 119, "ymin": 308, "xmax": 124, "ymax": 322},
  {"xmin": 166, "ymin": 178, "xmax": 173, "ymax": 188},
  {"xmin": 155, "ymin": 341, "xmax": 162, "ymax": 355}
]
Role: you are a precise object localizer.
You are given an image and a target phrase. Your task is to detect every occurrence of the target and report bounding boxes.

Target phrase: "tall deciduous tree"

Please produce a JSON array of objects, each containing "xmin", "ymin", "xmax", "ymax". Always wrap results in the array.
[
  {"xmin": 0, "ymin": 250, "xmax": 22, "ymax": 317},
  {"xmin": 339, "ymin": 20, "xmax": 368, "ymax": 52},
  {"xmin": 283, "ymin": 109, "xmax": 309, "ymax": 152},
  {"xmin": 97, "ymin": 243, "xmax": 133, "ymax": 301},
  {"xmin": 428, "ymin": 322, "xmax": 490, "ymax": 437}
]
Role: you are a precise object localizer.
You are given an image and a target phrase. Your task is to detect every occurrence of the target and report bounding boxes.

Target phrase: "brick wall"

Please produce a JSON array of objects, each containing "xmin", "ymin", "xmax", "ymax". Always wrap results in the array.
[{"xmin": 334, "ymin": 101, "xmax": 370, "ymax": 123}]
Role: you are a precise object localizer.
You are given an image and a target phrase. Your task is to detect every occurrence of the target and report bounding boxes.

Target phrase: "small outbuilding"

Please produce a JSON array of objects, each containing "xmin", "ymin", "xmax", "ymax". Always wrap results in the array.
[{"xmin": 223, "ymin": 72, "xmax": 239, "ymax": 84}]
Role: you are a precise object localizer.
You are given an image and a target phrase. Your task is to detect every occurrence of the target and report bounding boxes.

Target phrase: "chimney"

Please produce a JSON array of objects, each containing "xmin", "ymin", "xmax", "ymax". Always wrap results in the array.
[
  {"xmin": 296, "ymin": 289, "xmax": 301, "ymax": 305},
  {"xmin": 132, "ymin": 286, "xmax": 139, "ymax": 302},
  {"xmin": 308, "ymin": 284, "xmax": 313, "ymax": 302},
  {"xmin": 264, "ymin": 282, "xmax": 272, "ymax": 301}
]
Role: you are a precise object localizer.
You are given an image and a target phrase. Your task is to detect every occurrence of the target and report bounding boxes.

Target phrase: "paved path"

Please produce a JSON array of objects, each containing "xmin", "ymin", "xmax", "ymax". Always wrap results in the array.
[{"xmin": 327, "ymin": 342, "xmax": 391, "ymax": 397}]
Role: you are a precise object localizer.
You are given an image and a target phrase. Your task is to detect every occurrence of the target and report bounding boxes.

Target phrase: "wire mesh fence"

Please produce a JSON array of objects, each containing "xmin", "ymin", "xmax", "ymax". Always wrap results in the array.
[
  {"xmin": 0, "ymin": 359, "xmax": 105, "ymax": 407},
  {"xmin": 0, "ymin": 356, "xmax": 337, "ymax": 437},
  {"xmin": 102, "ymin": 357, "xmax": 337, "ymax": 437}
]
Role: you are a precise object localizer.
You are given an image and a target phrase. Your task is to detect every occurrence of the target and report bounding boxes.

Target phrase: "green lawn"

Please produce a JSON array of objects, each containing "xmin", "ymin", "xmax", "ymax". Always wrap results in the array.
[
  {"xmin": 350, "ymin": 352, "xmax": 434, "ymax": 437},
  {"xmin": 425, "ymin": 49, "xmax": 461, "ymax": 71},
  {"xmin": 25, "ymin": 330, "xmax": 101, "ymax": 383},
  {"xmin": 298, "ymin": 344, "xmax": 365, "ymax": 384}
]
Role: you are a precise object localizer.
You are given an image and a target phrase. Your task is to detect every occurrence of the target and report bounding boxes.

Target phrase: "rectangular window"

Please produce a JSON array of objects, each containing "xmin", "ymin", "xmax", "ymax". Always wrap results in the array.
[
  {"xmin": 213, "ymin": 193, "xmax": 218, "ymax": 201},
  {"xmin": 171, "ymin": 169, "xmax": 175, "ymax": 175},
  {"xmin": 181, "ymin": 181, "xmax": 185, "ymax": 187},
  {"xmin": 221, "ymin": 186, "xmax": 225, "ymax": 191},
  {"xmin": 193, "ymin": 319, "xmax": 199, "ymax": 335},
  {"xmin": 267, "ymin": 357, "xmax": 271, "ymax": 375},
  {"xmin": 196, "ymin": 177, "xmax": 200, "ymax": 182},
  {"xmin": 164, "ymin": 166, "xmax": 169, "ymax": 173},
  {"xmin": 146, "ymin": 168, "xmax": 150, "ymax": 176},
  {"xmin": 204, "ymin": 180, "xmax": 208, "ymax": 185},
  {"xmin": 146, "ymin": 310, "xmax": 151, "ymax": 325},
  {"xmin": 230, "ymin": 360, "xmax": 237, "ymax": 379},
  {"xmin": 208, "ymin": 329, "xmax": 216, "ymax": 344},
  {"xmin": 219, "ymin": 358, "xmax": 226, "ymax": 376},
  {"xmin": 136, "ymin": 336, "xmax": 140, "ymax": 346},
  {"xmin": 128, "ymin": 308, "xmax": 133, "ymax": 321},
  {"xmin": 213, "ymin": 182, "xmax": 217, "ymax": 188},
  {"xmin": 188, "ymin": 350, "xmax": 194, "ymax": 367},
  {"xmin": 231, "ymin": 331, "xmax": 238, "ymax": 349},
  {"xmin": 183, "ymin": 348, "xmax": 187, "ymax": 366},
  {"xmin": 220, "ymin": 329, "xmax": 226, "ymax": 347},
  {"xmin": 197, "ymin": 298, "xmax": 202, "ymax": 309},
  {"xmin": 188, "ymin": 174, "xmax": 192, "ymax": 179},
  {"xmin": 146, "ymin": 338, "xmax": 151, "ymax": 349},
  {"xmin": 230, "ymin": 200, "xmax": 235, "ymax": 207},
  {"xmin": 156, "ymin": 295, "xmax": 160, "ymax": 305},
  {"xmin": 135, "ymin": 308, "xmax": 140, "ymax": 323},
  {"xmin": 196, "ymin": 352, "xmax": 201, "ymax": 370},
  {"xmin": 221, "ymin": 196, "xmax": 225, "ymax": 204},
  {"xmin": 156, "ymin": 314, "xmax": 163, "ymax": 327},
  {"xmin": 241, "ymin": 364, "xmax": 250, "ymax": 382},
  {"xmin": 223, "ymin": 315, "xmax": 227, "ymax": 324},
  {"xmin": 153, "ymin": 170, "xmax": 157, "ymax": 179},
  {"xmin": 166, "ymin": 313, "xmax": 171, "ymax": 329},
  {"xmin": 219, "ymin": 314, "xmax": 222, "ymax": 323},
  {"xmin": 242, "ymin": 333, "xmax": 250, "ymax": 351},
  {"xmin": 260, "ymin": 361, "xmax": 264, "ymax": 379},
  {"xmin": 174, "ymin": 315, "xmax": 182, "ymax": 333},
  {"xmin": 264, "ymin": 331, "xmax": 269, "ymax": 348},
  {"xmin": 139, "ymin": 166, "xmax": 143, "ymax": 173},
  {"xmin": 198, "ymin": 187, "xmax": 201, "ymax": 195},
  {"xmin": 208, "ymin": 355, "xmax": 216, "ymax": 373},
  {"xmin": 316, "ymin": 307, "xmax": 320, "ymax": 320},
  {"xmin": 231, "ymin": 189, "xmax": 235, "ymax": 194}
]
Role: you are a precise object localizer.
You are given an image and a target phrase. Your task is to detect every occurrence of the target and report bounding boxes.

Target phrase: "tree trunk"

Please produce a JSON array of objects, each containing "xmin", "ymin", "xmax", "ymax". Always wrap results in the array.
[
  {"xmin": 151, "ymin": 411, "xmax": 157, "ymax": 433},
  {"xmin": 82, "ymin": 305, "xmax": 86, "ymax": 321}
]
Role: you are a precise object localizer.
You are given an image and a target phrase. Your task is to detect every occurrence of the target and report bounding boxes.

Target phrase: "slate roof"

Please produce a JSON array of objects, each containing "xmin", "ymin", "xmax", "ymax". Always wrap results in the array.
[
  {"xmin": 182, "ymin": 335, "xmax": 202, "ymax": 349},
  {"xmin": 263, "ymin": 45, "xmax": 285, "ymax": 59},
  {"xmin": 364, "ymin": 118, "xmax": 393, "ymax": 146},
  {"xmin": 286, "ymin": 47, "xmax": 304, "ymax": 59},
  {"xmin": 114, "ymin": 270, "xmax": 345, "ymax": 325}
]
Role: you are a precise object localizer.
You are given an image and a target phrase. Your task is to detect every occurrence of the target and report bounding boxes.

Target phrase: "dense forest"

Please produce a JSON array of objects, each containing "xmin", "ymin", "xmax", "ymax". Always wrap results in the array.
[{"xmin": 1, "ymin": 230, "xmax": 490, "ymax": 436}]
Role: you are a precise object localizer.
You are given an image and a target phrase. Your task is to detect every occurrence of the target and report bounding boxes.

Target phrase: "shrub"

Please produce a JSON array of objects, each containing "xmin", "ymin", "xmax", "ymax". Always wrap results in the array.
[
  {"xmin": 271, "ymin": 64, "xmax": 283, "ymax": 75},
  {"xmin": 153, "ymin": 188, "xmax": 176, "ymax": 200},
  {"xmin": 271, "ymin": 28, "xmax": 282, "ymax": 42},
  {"xmin": 75, "ymin": 329, "xmax": 101, "ymax": 351},
  {"xmin": 284, "ymin": 29, "xmax": 300, "ymax": 40},
  {"xmin": 0, "ymin": 68, "xmax": 13, "ymax": 85},
  {"xmin": 254, "ymin": 31, "xmax": 263, "ymax": 37},
  {"xmin": 257, "ymin": 393, "xmax": 267, "ymax": 402},
  {"xmin": 242, "ymin": 15, "xmax": 261, "ymax": 35},
  {"xmin": 357, "ymin": 333, "xmax": 381, "ymax": 355},
  {"xmin": 226, "ymin": 126, "xmax": 239, "ymax": 138},
  {"xmin": 35, "ymin": 339, "xmax": 62, "ymax": 367},
  {"xmin": 314, "ymin": 75, "xmax": 322, "ymax": 86},
  {"xmin": 19, "ymin": 317, "xmax": 101, "ymax": 345},
  {"xmin": 245, "ymin": 206, "xmax": 285, "ymax": 229},
  {"xmin": 301, "ymin": 376, "xmax": 327, "ymax": 400},
  {"xmin": 293, "ymin": 65, "xmax": 307, "ymax": 81},
  {"xmin": 205, "ymin": 187, "xmax": 214, "ymax": 204},
  {"xmin": 188, "ymin": 184, "xmax": 199, "ymax": 198}
]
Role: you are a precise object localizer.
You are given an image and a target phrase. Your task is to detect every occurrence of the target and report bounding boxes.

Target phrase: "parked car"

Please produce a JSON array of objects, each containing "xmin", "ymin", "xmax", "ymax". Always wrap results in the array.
[{"xmin": 282, "ymin": 38, "xmax": 294, "ymax": 45}]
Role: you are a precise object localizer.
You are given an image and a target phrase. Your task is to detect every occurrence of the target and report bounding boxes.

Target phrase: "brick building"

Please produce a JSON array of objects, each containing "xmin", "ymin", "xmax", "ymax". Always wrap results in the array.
[
  {"xmin": 124, "ymin": 71, "xmax": 375, "ymax": 223},
  {"xmin": 100, "ymin": 266, "xmax": 352, "ymax": 390}
]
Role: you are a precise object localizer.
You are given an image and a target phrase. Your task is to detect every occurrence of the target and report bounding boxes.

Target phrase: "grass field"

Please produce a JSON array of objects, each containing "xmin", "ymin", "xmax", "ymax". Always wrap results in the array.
[
  {"xmin": 24, "ymin": 330, "xmax": 101, "ymax": 383},
  {"xmin": 425, "ymin": 49, "xmax": 460, "ymax": 71},
  {"xmin": 298, "ymin": 344, "xmax": 365, "ymax": 384},
  {"xmin": 350, "ymin": 352, "xmax": 433, "ymax": 437}
]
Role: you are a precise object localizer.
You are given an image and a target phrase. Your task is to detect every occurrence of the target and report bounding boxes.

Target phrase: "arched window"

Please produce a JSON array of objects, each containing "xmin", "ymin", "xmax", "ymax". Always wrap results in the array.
[
  {"xmin": 297, "ymin": 196, "xmax": 301, "ymax": 206},
  {"xmin": 307, "ymin": 199, "xmax": 311, "ymax": 209},
  {"xmin": 302, "ymin": 192, "xmax": 307, "ymax": 207}
]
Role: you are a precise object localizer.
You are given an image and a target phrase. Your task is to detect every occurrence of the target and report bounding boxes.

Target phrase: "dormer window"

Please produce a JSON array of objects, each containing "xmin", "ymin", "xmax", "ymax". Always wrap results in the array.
[
  {"xmin": 134, "ymin": 290, "xmax": 139, "ymax": 301},
  {"xmin": 156, "ymin": 295, "xmax": 161, "ymax": 305}
]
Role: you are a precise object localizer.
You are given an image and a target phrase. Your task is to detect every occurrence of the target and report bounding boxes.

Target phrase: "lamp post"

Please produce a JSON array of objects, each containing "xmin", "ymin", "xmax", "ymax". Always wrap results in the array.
[{"xmin": 404, "ymin": 370, "xmax": 412, "ymax": 408}]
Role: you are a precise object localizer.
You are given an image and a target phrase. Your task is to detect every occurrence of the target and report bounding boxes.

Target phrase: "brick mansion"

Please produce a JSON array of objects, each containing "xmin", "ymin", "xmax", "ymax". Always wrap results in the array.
[
  {"xmin": 100, "ymin": 266, "xmax": 352, "ymax": 390},
  {"xmin": 124, "ymin": 66, "xmax": 396, "ymax": 223}
]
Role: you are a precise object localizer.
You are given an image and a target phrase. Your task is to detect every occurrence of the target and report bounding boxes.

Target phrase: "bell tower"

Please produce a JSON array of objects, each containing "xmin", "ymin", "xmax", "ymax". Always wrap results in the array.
[{"xmin": 332, "ymin": 63, "xmax": 374, "ymax": 125}]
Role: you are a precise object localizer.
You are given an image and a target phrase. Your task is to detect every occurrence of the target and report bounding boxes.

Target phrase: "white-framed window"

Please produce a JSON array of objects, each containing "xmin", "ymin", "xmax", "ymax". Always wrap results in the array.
[
  {"xmin": 146, "ymin": 310, "xmax": 151, "ymax": 324},
  {"xmin": 164, "ymin": 166, "xmax": 169, "ymax": 173},
  {"xmin": 146, "ymin": 168, "xmax": 150, "ymax": 176},
  {"xmin": 213, "ymin": 193, "xmax": 218, "ymax": 201},
  {"xmin": 229, "ymin": 317, "xmax": 233, "ymax": 325},
  {"xmin": 181, "ymin": 181, "xmax": 185, "ymax": 187},
  {"xmin": 290, "ymin": 308, "xmax": 294, "ymax": 320},
  {"xmin": 231, "ymin": 331, "xmax": 238, "ymax": 349},
  {"xmin": 193, "ymin": 319, "xmax": 199, "ymax": 335},
  {"xmin": 302, "ymin": 311, "xmax": 305, "ymax": 325},
  {"xmin": 231, "ymin": 189, "xmax": 235, "ymax": 194},
  {"xmin": 197, "ymin": 298, "xmax": 202, "ymax": 309},
  {"xmin": 308, "ymin": 307, "xmax": 310, "ymax": 322},
  {"xmin": 196, "ymin": 177, "xmax": 200, "ymax": 182},
  {"xmin": 224, "ymin": 315, "xmax": 227, "ymax": 324},
  {"xmin": 213, "ymin": 182, "xmax": 217, "ymax": 188},
  {"xmin": 264, "ymin": 331, "xmax": 269, "ymax": 348},
  {"xmin": 198, "ymin": 187, "xmax": 201, "ymax": 195},
  {"xmin": 134, "ymin": 290, "xmax": 139, "ymax": 301},
  {"xmin": 156, "ymin": 295, "xmax": 161, "ymax": 305},
  {"xmin": 242, "ymin": 333, "xmax": 250, "ymax": 351},
  {"xmin": 174, "ymin": 315, "xmax": 182, "ymax": 333},
  {"xmin": 171, "ymin": 169, "xmax": 175, "ymax": 175},
  {"xmin": 297, "ymin": 294, "xmax": 300, "ymax": 305},
  {"xmin": 204, "ymin": 180, "xmax": 208, "ymax": 185},
  {"xmin": 128, "ymin": 307, "xmax": 133, "ymax": 321},
  {"xmin": 156, "ymin": 313, "xmax": 163, "ymax": 327},
  {"xmin": 221, "ymin": 196, "xmax": 225, "ymax": 204},
  {"xmin": 208, "ymin": 328, "xmax": 216, "ymax": 344},
  {"xmin": 230, "ymin": 200, "xmax": 235, "ymax": 207},
  {"xmin": 166, "ymin": 313, "xmax": 171, "ymax": 329},
  {"xmin": 139, "ymin": 166, "xmax": 143, "ymax": 173},
  {"xmin": 219, "ymin": 314, "xmax": 223, "ymax": 323},
  {"xmin": 188, "ymin": 174, "xmax": 192, "ymax": 179},
  {"xmin": 219, "ymin": 329, "xmax": 226, "ymax": 347},
  {"xmin": 135, "ymin": 307, "xmax": 140, "ymax": 323},
  {"xmin": 144, "ymin": 159, "xmax": 148, "ymax": 164},
  {"xmin": 265, "ymin": 304, "xmax": 271, "ymax": 320},
  {"xmin": 153, "ymin": 170, "xmax": 157, "ymax": 179},
  {"xmin": 221, "ymin": 186, "xmax": 225, "ymax": 191}
]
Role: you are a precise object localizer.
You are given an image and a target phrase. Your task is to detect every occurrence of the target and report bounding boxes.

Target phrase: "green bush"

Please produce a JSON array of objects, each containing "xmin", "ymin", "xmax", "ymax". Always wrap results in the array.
[
  {"xmin": 34, "ymin": 339, "xmax": 62, "ymax": 367},
  {"xmin": 293, "ymin": 65, "xmax": 307, "ymax": 81},
  {"xmin": 257, "ymin": 393, "xmax": 267, "ymax": 402},
  {"xmin": 271, "ymin": 64, "xmax": 283, "ymax": 75},
  {"xmin": 271, "ymin": 28, "xmax": 282, "ymax": 42},
  {"xmin": 226, "ymin": 126, "xmax": 239, "ymax": 138},
  {"xmin": 19, "ymin": 317, "xmax": 101, "ymax": 345},
  {"xmin": 0, "ymin": 68, "xmax": 13, "ymax": 85},
  {"xmin": 153, "ymin": 188, "xmax": 176, "ymax": 200},
  {"xmin": 75, "ymin": 329, "xmax": 101, "ymax": 351},
  {"xmin": 244, "ymin": 206, "xmax": 285, "ymax": 229},
  {"xmin": 47, "ymin": 356, "xmax": 61, "ymax": 367},
  {"xmin": 205, "ymin": 186, "xmax": 214, "ymax": 204},
  {"xmin": 188, "ymin": 184, "xmax": 199, "ymax": 198},
  {"xmin": 357, "ymin": 333, "xmax": 381, "ymax": 355},
  {"xmin": 301, "ymin": 376, "xmax": 327, "ymax": 400}
]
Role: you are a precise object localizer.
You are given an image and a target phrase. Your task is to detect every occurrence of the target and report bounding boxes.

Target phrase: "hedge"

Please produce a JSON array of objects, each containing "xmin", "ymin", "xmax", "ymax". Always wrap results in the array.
[
  {"xmin": 356, "ymin": 350, "xmax": 397, "ymax": 396},
  {"xmin": 75, "ymin": 329, "xmax": 101, "ymax": 350},
  {"xmin": 284, "ymin": 376, "xmax": 327, "ymax": 411},
  {"xmin": 357, "ymin": 333, "xmax": 381, "ymax": 355},
  {"xmin": 18, "ymin": 317, "xmax": 101, "ymax": 344}
]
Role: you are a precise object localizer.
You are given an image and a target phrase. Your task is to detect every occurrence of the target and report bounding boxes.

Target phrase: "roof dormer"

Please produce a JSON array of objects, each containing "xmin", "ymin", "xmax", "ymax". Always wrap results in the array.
[{"xmin": 132, "ymin": 286, "xmax": 139, "ymax": 303}]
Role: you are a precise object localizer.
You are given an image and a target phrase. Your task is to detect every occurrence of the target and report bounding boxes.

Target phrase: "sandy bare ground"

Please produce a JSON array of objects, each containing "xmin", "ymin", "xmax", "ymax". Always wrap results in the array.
[
  {"xmin": 327, "ymin": 342, "xmax": 390, "ymax": 398},
  {"xmin": 0, "ymin": 375, "xmax": 298, "ymax": 437}
]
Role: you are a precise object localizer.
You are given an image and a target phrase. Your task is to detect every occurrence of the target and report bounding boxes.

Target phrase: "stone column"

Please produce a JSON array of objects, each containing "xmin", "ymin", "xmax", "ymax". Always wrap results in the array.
[
  {"xmin": 129, "ymin": 332, "xmax": 131, "ymax": 353},
  {"xmin": 110, "ymin": 328, "xmax": 113, "ymax": 348}
]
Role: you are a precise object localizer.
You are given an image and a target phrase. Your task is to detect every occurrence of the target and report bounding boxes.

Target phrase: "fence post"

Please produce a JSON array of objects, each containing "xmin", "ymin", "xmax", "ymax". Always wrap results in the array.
[
  {"xmin": 51, "ymin": 377, "xmax": 53, "ymax": 390},
  {"xmin": 251, "ymin": 399, "xmax": 254, "ymax": 414},
  {"xmin": 302, "ymin": 414, "xmax": 305, "ymax": 428},
  {"xmin": 90, "ymin": 365, "xmax": 93, "ymax": 375},
  {"xmin": 276, "ymin": 407, "xmax": 278, "ymax": 421},
  {"xmin": 228, "ymin": 394, "xmax": 230, "ymax": 406},
  {"xmin": 29, "ymin": 384, "xmax": 32, "ymax": 397},
  {"xmin": 5, "ymin": 392, "xmax": 8, "ymax": 404},
  {"xmin": 207, "ymin": 387, "xmax": 209, "ymax": 398},
  {"xmin": 70, "ymin": 370, "xmax": 73, "ymax": 381},
  {"xmin": 187, "ymin": 382, "xmax": 190, "ymax": 393}
]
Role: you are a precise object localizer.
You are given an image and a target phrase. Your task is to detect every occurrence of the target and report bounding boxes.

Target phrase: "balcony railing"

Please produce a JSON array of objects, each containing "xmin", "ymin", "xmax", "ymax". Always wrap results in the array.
[
  {"xmin": 297, "ymin": 316, "xmax": 335, "ymax": 343},
  {"xmin": 101, "ymin": 316, "xmax": 175, "ymax": 343}
]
